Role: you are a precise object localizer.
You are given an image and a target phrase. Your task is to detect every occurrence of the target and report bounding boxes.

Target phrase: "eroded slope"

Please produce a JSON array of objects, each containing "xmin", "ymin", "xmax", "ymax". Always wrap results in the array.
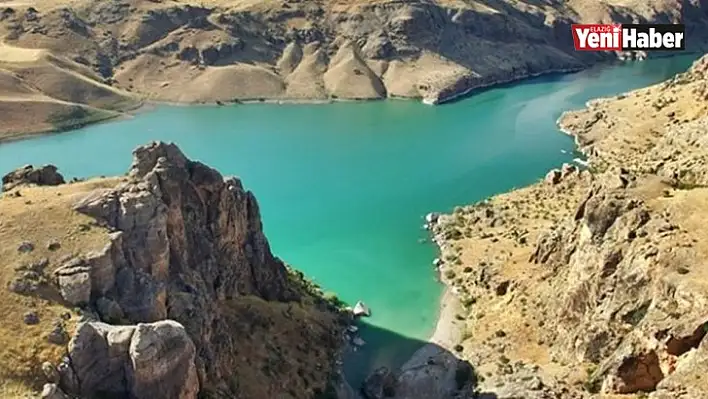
[
  {"xmin": 429, "ymin": 54, "xmax": 708, "ymax": 398},
  {"xmin": 0, "ymin": 0, "xmax": 707, "ymax": 137}
]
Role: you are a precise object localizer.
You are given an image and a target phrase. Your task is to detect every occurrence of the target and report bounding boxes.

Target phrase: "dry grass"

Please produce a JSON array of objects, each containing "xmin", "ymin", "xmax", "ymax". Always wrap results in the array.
[
  {"xmin": 0, "ymin": 42, "xmax": 45, "ymax": 63},
  {"xmin": 0, "ymin": 380, "xmax": 36, "ymax": 399},
  {"xmin": 433, "ymin": 56, "xmax": 708, "ymax": 397},
  {"xmin": 559, "ymin": 69, "xmax": 708, "ymax": 171},
  {"xmin": 434, "ymin": 172, "xmax": 591, "ymax": 385},
  {"xmin": 0, "ymin": 178, "xmax": 119, "ymax": 395},
  {"xmin": 434, "ymin": 171, "xmax": 708, "ymax": 396},
  {"xmin": 204, "ymin": 295, "xmax": 342, "ymax": 399},
  {"xmin": 653, "ymin": 185, "xmax": 708, "ymax": 287},
  {"xmin": 0, "ymin": 42, "xmax": 138, "ymax": 140},
  {"xmin": 0, "ymin": 99, "xmax": 121, "ymax": 141}
]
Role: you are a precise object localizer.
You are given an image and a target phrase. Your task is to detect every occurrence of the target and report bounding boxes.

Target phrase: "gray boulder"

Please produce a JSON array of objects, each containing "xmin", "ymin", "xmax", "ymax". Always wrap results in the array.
[
  {"xmin": 362, "ymin": 367, "xmax": 396, "ymax": 399},
  {"xmin": 362, "ymin": 344, "xmax": 475, "ymax": 399},
  {"xmin": 62, "ymin": 320, "xmax": 199, "ymax": 399},
  {"xmin": 2, "ymin": 164, "xmax": 65, "ymax": 191},
  {"xmin": 41, "ymin": 383, "xmax": 70, "ymax": 399},
  {"xmin": 54, "ymin": 259, "xmax": 92, "ymax": 306}
]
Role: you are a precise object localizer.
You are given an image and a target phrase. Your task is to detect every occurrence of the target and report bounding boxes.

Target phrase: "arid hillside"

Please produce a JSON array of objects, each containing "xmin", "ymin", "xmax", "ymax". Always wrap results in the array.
[
  {"xmin": 0, "ymin": 143, "xmax": 346, "ymax": 399},
  {"xmin": 0, "ymin": 0, "xmax": 707, "ymax": 138},
  {"xmin": 428, "ymin": 54, "xmax": 708, "ymax": 398},
  {"xmin": 333, "ymin": 52, "xmax": 708, "ymax": 399}
]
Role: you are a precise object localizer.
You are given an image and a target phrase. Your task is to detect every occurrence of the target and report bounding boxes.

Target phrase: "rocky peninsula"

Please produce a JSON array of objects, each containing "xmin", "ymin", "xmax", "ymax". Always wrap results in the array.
[
  {"xmin": 0, "ymin": 142, "xmax": 349, "ymax": 398},
  {"xmin": 1, "ymin": 0, "xmax": 708, "ymax": 139},
  {"xmin": 426, "ymin": 54, "xmax": 708, "ymax": 398}
]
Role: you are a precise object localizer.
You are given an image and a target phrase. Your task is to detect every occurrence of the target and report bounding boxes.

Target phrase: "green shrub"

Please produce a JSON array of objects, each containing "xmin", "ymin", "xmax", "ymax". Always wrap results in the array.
[{"xmin": 323, "ymin": 292, "xmax": 345, "ymax": 308}]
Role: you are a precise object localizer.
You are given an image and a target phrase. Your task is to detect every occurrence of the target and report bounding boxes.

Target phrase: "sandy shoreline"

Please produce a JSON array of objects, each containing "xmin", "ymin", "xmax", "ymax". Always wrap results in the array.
[
  {"xmin": 396, "ymin": 259, "xmax": 464, "ymax": 374},
  {"xmin": 428, "ymin": 285, "xmax": 463, "ymax": 349}
]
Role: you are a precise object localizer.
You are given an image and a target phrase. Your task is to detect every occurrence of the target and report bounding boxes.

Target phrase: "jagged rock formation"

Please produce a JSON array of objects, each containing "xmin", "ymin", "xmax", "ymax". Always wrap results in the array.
[
  {"xmin": 1, "ymin": 0, "xmax": 707, "ymax": 138},
  {"xmin": 2, "ymin": 164, "xmax": 65, "ymax": 192},
  {"xmin": 428, "ymin": 54, "xmax": 708, "ymax": 398},
  {"xmin": 0, "ymin": 142, "xmax": 344, "ymax": 398}
]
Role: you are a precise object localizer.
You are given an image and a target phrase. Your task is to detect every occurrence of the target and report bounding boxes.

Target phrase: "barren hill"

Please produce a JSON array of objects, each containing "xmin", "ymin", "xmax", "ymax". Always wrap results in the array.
[
  {"xmin": 0, "ymin": 0, "xmax": 707, "ymax": 138},
  {"xmin": 426, "ymin": 54, "xmax": 708, "ymax": 398}
]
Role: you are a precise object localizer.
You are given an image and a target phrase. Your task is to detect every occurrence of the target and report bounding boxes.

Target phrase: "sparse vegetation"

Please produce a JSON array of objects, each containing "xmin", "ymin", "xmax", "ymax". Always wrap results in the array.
[
  {"xmin": 0, "ymin": 178, "xmax": 347, "ymax": 398},
  {"xmin": 322, "ymin": 291, "xmax": 346, "ymax": 309},
  {"xmin": 0, "ymin": 180, "xmax": 118, "ymax": 394}
]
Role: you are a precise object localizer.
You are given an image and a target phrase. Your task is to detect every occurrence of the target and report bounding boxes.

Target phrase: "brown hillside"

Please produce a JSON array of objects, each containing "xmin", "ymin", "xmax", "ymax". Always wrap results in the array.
[
  {"xmin": 428, "ymin": 53, "xmax": 708, "ymax": 398},
  {"xmin": 0, "ymin": 0, "xmax": 706, "ymax": 136}
]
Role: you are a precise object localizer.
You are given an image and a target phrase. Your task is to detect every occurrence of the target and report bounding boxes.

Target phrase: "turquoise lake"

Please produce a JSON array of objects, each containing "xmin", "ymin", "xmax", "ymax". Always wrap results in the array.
[{"xmin": 0, "ymin": 54, "xmax": 698, "ymax": 386}]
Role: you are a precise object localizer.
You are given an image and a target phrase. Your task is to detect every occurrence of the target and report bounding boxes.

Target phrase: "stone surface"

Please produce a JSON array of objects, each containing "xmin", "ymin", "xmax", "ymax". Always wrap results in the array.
[
  {"xmin": 95, "ymin": 296, "xmax": 124, "ymax": 323},
  {"xmin": 2, "ymin": 165, "xmax": 65, "ymax": 192},
  {"xmin": 56, "ymin": 270, "xmax": 91, "ymax": 305},
  {"xmin": 395, "ymin": 348, "xmax": 475, "ymax": 399},
  {"xmin": 47, "ymin": 240, "xmax": 61, "ymax": 251},
  {"xmin": 362, "ymin": 367, "xmax": 396, "ymax": 399},
  {"xmin": 71, "ymin": 141, "xmax": 296, "ymax": 361},
  {"xmin": 64, "ymin": 320, "xmax": 198, "ymax": 399},
  {"xmin": 353, "ymin": 301, "xmax": 371, "ymax": 317},
  {"xmin": 363, "ymin": 345, "xmax": 476, "ymax": 399},
  {"xmin": 47, "ymin": 321, "xmax": 69, "ymax": 346},
  {"xmin": 129, "ymin": 321, "xmax": 200, "ymax": 399},
  {"xmin": 41, "ymin": 383, "xmax": 69, "ymax": 399},
  {"xmin": 17, "ymin": 241, "xmax": 34, "ymax": 253},
  {"xmin": 7, "ymin": 270, "xmax": 46, "ymax": 295},
  {"xmin": 42, "ymin": 361, "xmax": 60, "ymax": 384},
  {"xmin": 23, "ymin": 311, "xmax": 39, "ymax": 325},
  {"xmin": 545, "ymin": 169, "xmax": 562, "ymax": 185}
]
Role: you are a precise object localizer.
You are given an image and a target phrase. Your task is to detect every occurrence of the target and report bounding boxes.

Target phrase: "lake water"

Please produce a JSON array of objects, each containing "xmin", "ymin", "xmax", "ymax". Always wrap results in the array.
[{"xmin": 0, "ymin": 54, "xmax": 698, "ymax": 387}]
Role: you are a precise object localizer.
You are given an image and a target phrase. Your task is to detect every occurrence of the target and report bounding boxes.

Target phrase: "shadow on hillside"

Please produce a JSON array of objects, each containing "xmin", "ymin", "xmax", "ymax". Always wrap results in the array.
[
  {"xmin": 341, "ymin": 320, "xmax": 499, "ymax": 398},
  {"xmin": 395, "ymin": 0, "xmax": 707, "ymax": 105}
]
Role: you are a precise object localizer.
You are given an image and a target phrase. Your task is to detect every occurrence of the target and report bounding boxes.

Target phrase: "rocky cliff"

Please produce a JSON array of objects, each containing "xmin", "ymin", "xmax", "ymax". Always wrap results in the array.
[
  {"xmin": 0, "ymin": 142, "xmax": 344, "ymax": 398},
  {"xmin": 428, "ymin": 54, "xmax": 708, "ymax": 398},
  {"xmin": 1, "ymin": 0, "xmax": 707, "ymax": 139}
]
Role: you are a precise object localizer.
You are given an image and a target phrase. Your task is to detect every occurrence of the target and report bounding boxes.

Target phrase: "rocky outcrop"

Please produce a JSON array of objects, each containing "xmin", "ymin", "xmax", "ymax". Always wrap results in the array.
[
  {"xmin": 61, "ymin": 320, "xmax": 198, "ymax": 398},
  {"xmin": 362, "ymin": 367, "xmax": 397, "ymax": 399},
  {"xmin": 361, "ymin": 346, "xmax": 475, "ymax": 399},
  {"xmin": 14, "ymin": 141, "xmax": 345, "ymax": 398},
  {"xmin": 2, "ymin": 164, "xmax": 65, "ymax": 191}
]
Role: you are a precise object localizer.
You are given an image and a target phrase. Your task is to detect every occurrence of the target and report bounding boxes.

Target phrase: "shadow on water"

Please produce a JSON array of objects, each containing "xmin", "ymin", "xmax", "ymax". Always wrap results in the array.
[
  {"xmin": 343, "ymin": 321, "xmax": 425, "ymax": 388},
  {"xmin": 341, "ymin": 321, "xmax": 500, "ymax": 399}
]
